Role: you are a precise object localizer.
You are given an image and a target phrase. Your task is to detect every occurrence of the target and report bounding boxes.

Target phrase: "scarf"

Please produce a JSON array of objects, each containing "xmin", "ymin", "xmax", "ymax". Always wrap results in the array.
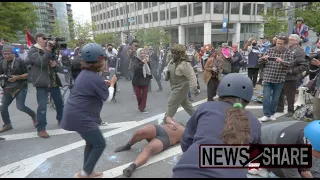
[{"xmin": 136, "ymin": 48, "xmax": 152, "ymax": 78}]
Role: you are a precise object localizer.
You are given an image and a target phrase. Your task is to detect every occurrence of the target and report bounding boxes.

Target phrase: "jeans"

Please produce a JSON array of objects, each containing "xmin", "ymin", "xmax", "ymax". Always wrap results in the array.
[
  {"xmin": 1, "ymin": 88, "xmax": 36, "ymax": 125},
  {"xmin": 36, "ymin": 87, "xmax": 64, "ymax": 132},
  {"xmin": 78, "ymin": 129, "xmax": 106, "ymax": 175},
  {"xmin": 262, "ymin": 82, "xmax": 284, "ymax": 117}
]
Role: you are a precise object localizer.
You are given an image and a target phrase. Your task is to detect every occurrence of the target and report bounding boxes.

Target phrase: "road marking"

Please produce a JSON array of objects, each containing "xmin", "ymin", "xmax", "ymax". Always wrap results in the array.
[
  {"xmin": 0, "ymin": 159, "xmax": 46, "ymax": 178},
  {"xmin": 102, "ymin": 145, "xmax": 182, "ymax": 178},
  {"xmin": 0, "ymin": 99, "xmax": 207, "ymax": 178},
  {"xmin": 1, "ymin": 121, "xmax": 138, "ymax": 141}
]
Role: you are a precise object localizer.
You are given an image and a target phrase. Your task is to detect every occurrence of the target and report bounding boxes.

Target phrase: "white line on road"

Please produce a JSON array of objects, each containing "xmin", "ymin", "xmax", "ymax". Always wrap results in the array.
[
  {"xmin": 102, "ymin": 145, "xmax": 182, "ymax": 178},
  {"xmin": 0, "ymin": 99, "xmax": 207, "ymax": 178},
  {"xmin": 1, "ymin": 121, "xmax": 138, "ymax": 141}
]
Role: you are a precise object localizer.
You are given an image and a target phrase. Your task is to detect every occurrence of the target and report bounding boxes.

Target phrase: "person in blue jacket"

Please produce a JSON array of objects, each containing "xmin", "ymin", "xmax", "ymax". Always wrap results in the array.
[
  {"xmin": 60, "ymin": 43, "xmax": 117, "ymax": 178},
  {"xmin": 172, "ymin": 73, "xmax": 262, "ymax": 178}
]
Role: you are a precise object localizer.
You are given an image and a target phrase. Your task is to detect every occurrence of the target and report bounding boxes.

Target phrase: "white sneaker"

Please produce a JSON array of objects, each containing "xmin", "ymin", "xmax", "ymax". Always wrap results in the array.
[
  {"xmin": 258, "ymin": 116, "xmax": 270, "ymax": 122},
  {"xmin": 248, "ymin": 168, "xmax": 269, "ymax": 178},
  {"xmin": 270, "ymin": 115, "xmax": 277, "ymax": 121}
]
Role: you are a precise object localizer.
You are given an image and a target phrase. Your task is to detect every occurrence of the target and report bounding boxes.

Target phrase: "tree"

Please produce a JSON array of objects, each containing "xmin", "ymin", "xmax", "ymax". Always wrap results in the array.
[
  {"xmin": 0, "ymin": 2, "xmax": 38, "ymax": 41},
  {"xmin": 72, "ymin": 20, "xmax": 95, "ymax": 49},
  {"xmin": 51, "ymin": 20, "xmax": 69, "ymax": 39},
  {"xmin": 259, "ymin": 8, "xmax": 288, "ymax": 39},
  {"xmin": 94, "ymin": 32, "xmax": 120, "ymax": 47},
  {"xmin": 295, "ymin": 2, "xmax": 320, "ymax": 33},
  {"xmin": 133, "ymin": 27, "xmax": 171, "ymax": 50}
]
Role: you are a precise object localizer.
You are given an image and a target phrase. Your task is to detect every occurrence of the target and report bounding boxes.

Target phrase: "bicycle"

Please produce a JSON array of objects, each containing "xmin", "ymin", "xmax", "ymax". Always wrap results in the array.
[{"xmin": 48, "ymin": 84, "xmax": 69, "ymax": 110}]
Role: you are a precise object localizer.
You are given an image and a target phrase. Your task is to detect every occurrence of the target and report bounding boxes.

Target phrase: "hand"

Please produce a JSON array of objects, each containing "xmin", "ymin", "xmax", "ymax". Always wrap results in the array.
[
  {"xmin": 248, "ymin": 37, "xmax": 253, "ymax": 42},
  {"xmin": 276, "ymin": 57, "xmax": 283, "ymax": 63},
  {"xmin": 110, "ymin": 75, "xmax": 117, "ymax": 84},
  {"xmin": 8, "ymin": 75, "xmax": 18, "ymax": 83},
  {"xmin": 212, "ymin": 66, "xmax": 217, "ymax": 72},
  {"xmin": 141, "ymin": 58, "xmax": 147, "ymax": 64},
  {"xmin": 105, "ymin": 80, "xmax": 111, "ymax": 86},
  {"xmin": 300, "ymin": 171, "xmax": 313, "ymax": 178},
  {"xmin": 46, "ymin": 41, "xmax": 56, "ymax": 51},
  {"xmin": 311, "ymin": 59, "xmax": 320, "ymax": 66},
  {"xmin": 50, "ymin": 60, "xmax": 57, "ymax": 67},
  {"xmin": 262, "ymin": 55, "xmax": 269, "ymax": 61}
]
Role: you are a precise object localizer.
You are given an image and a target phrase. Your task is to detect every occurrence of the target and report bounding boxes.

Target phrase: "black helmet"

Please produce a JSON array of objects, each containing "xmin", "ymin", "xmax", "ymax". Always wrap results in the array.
[{"xmin": 217, "ymin": 73, "xmax": 254, "ymax": 102}]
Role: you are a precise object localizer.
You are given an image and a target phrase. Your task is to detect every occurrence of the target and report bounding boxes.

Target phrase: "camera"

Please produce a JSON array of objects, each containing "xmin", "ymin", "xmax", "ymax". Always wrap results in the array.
[
  {"xmin": 43, "ymin": 35, "xmax": 67, "ymax": 50},
  {"xmin": 0, "ymin": 74, "xmax": 12, "ymax": 81}
]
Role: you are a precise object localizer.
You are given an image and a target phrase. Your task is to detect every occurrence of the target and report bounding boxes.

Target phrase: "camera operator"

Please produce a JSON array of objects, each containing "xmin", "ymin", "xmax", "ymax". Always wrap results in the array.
[
  {"xmin": 311, "ymin": 51, "xmax": 320, "ymax": 120},
  {"xmin": 106, "ymin": 43, "xmax": 118, "ymax": 103},
  {"xmin": 0, "ymin": 45, "xmax": 36, "ymax": 133},
  {"xmin": 25, "ymin": 33, "xmax": 65, "ymax": 139}
]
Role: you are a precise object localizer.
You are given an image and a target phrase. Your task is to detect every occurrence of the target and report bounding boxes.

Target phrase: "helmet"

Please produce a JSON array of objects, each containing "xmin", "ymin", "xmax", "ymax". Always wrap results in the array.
[
  {"xmin": 304, "ymin": 120, "xmax": 320, "ymax": 151},
  {"xmin": 296, "ymin": 17, "xmax": 304, "ymax": 23},
  {"xmin": 171, "ymin": 44, "xmax": 186, "ymax": 54},
  {"xmin": 217, "ymin": 73, "xmax": 254, "ymax": 102},
  {"xmin": 80, "ymin": 43, "xmax": 106, "ymax": 62}
]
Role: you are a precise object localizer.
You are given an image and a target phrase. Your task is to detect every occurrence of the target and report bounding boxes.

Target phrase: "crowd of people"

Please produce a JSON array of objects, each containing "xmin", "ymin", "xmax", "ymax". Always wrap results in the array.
[{"xmin": 0, "ymin": 16, "xmax": 319, "ymax": 178}]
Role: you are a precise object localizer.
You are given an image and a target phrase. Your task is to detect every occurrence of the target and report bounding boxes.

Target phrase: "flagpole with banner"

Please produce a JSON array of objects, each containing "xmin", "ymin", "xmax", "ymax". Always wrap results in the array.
[{"xmin": 25, "ymin": 27, "xmax": 35, "ymax": 47}]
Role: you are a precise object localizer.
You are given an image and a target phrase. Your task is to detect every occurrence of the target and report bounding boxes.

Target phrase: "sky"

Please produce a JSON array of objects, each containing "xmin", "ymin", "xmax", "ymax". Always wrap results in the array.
[{"xmin": 68, "ymin": 2, "xmax": 91, "ymax": 23}]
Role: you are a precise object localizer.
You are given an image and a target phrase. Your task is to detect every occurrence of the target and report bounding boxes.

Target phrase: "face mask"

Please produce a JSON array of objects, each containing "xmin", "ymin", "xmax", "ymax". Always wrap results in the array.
[
  {"xmin": 108, "ymin": 48, "xmax": 112, "ymax": 51},
  {"xmin": 252, "ymin": 43, "xmax": 257, "ymax": 46}
]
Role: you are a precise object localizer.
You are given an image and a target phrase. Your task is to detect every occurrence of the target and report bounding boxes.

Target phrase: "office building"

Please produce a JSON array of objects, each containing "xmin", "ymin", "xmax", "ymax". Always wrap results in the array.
[
  {"xmin": 53, "ymin": 2, "xmax": 70, "ymax": 41},
  {"xmin": 67, "ymin": 3, "xmax": 75, "ymax": 40},
  {"xmin": 91, "ymin": 2, "xmax": 267, "ymax": 47}
]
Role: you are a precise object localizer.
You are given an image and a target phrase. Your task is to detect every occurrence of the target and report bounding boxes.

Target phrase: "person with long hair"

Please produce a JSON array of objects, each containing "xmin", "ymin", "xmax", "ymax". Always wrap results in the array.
[
  {"xmin": 203, "ymin": 48, "xmax": 223, "ymax": 101},
  {"xmin": 132, "ymin": 48, "xmax": 152, "ymax": 114},
  {"xmin": 60, "ymin": 43, "xmax": 117, "ymax": 178},
  {"xmin": 172, "ymin": 73, "xmax": 261, "ymax": 178}
]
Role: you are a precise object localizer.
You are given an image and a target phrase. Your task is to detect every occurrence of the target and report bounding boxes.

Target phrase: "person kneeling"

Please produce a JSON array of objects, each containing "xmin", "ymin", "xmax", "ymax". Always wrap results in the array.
[{"xmin": 114, "ymin": 121, "xmax": 185, "ymax": 177}]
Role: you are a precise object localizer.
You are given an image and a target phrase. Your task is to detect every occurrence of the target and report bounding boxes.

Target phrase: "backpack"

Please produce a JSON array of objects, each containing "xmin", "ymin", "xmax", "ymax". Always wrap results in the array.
[{"xmin": 293, "ymin": 105, "xmax": 314, "ymax": 122}]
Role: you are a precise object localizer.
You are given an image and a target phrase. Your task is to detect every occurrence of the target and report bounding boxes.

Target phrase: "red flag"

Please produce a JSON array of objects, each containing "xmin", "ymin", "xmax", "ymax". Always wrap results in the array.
[{"xmin": 25, "ymin": 28, "xmax": 34, "ymax": 47}]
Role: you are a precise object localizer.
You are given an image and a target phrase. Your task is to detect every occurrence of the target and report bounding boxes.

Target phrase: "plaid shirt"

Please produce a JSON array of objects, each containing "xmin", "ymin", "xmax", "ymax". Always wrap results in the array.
[{"xmin": 258, "ymin": 47, "xmax": 294, "ymax": 83}]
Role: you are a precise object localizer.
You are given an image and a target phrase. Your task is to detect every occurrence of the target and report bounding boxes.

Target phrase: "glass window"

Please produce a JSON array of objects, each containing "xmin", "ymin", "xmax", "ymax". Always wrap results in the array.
[
  {"xmin": 153, "ymin": 12, "xmax": 158, "ymax": 22},
  {"xmin": 171, "ymin": 7, "xmax": 177, "ymax": 19},
  {"xmin": 189, "ymin": 5, "xmax": 192, "ymax": 16},
  {"xmin": 180, "ymin": 5, "xmax": 187, "ymax": 18},
  {"xmin": 257, "ymin": 4, "xmax": 264, "ymax": 15},
  {"xmin": 126, "ymin": 5, "xmax": 129, "ymax": 13},
  {"xmin": 103, "ymin": 13, "xmax": 106, "ymax": 19},
  {"xmin": 138, "ymin": 2, "xmax": 142, "ymax": 10},
  {"xmin": 111, "ymin": 21, "xmax": 114, "ymax": 28},
  {"xmin": 160, "ymin": 10, "xmax": 165, "ymax": 20},
  {"xmin": 99, "ymin": 4, "xmax": 101, "ymax": 10},
  {"xmin": 110, "ymin": 10, "xmax": 114, "ymax": 17},
  {"xmin": 231, "ymin": 2, "xmax": 240, "ymax": 14},
  {"xmin": 166, "ymin": 9, "xmax": 169, "ymax": 19},
  {"xmin": 138, "ymin": 15, "xmax": 142, "ymax": 24},
  {"xmin": 104, "ymin": 23, "xmax": 106, "ymax": 29},
  {"xmin": 213, "ymin": 2, "xmax": 223, "ymax": 14},
  {"xmin": 116, "ymin": 20, "xmax": 120, "ymax": 28},
  {"xmin": 242, "ymin": 3, "xmax": 251, "ymax": 15},
  {"xmin": 120, "ymin": 7, "xmax": 123, "ymax": 15},
  {"xmin": 108, "ymin": 22, "xmax": 111, "ymax": 29},
  {"xmin": 144, "ymin": 2, "xmax": 148, "ymax": 9},
  {"xmin": 159, "ymin": 2, "xmax": 165, "ymax": 5},
  {"xmin": 102, "ymin": 3, "xmax": 105, "ymax": 9},
  {"xmin": 107, "ymin": 12, "xmax": 110, "ymax": 18},
  {"xmin": 121, "ymin": 19, "xmax": 124, "ymax": 27},
  {"xmin": 252, "ymin": 3, "xmax": 256, "ymax": 15},
  {"xmin": 100, "ymin": 24, "xmax": 103, "ymax": 30},
  {"xmin": 205, "ymin": 2, "xmax": 210, "ymax": 13},
  {"xmin": 194, "ymin": 2, "xmax": 202, "ymax": 15},
  {"xmin": 144, "ymin": 14, "xmax": 149, "ymax": 23},
  {"xmin": 152, "ymin": 2, "xmax": 157, "ymax": 7},
  {"xmin": 130, "ymin": 3, "xmax": 135, "ymax": 13},
  {"xmin": 116, "ymin": 9, "xmax": 119, "ymax": 16}
]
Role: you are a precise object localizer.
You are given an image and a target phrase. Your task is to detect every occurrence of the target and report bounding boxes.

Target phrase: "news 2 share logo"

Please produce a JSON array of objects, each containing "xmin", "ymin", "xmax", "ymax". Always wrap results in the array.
[{"xmin": 199, "ymin": 144, "xmax": 312, "ymax": 168}]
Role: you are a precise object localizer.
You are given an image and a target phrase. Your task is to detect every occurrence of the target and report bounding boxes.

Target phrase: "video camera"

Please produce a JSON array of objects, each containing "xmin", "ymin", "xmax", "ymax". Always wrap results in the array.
[
  {"xmin": 43, "ymin": 35, "xmax": 67, "ymax": 50},
  {"xmin": 0, "ymin": 74, "xmax": 13, "ymax": 81}
]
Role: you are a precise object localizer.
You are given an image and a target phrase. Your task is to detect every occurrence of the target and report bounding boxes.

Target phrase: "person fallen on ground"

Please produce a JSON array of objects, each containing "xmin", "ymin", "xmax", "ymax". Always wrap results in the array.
[
  {"xmin": 172, "ymin": 73, "xmax": 262, "ymax": 178},
  {"xmin": 249, "ymin": 120, "xmax": 320, "ymax": 178},
  {"xmin": 114, "ymin": 120, "xmax": 185, "ymax": 177},
  {"xmin": 60, "ymin": 43, "xmax": 118, "ymax": 178}
]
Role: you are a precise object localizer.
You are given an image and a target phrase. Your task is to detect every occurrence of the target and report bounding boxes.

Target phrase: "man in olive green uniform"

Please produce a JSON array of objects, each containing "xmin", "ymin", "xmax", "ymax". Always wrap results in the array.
[{"xmin": 163, "ymin": 44, "xmax": 198, "ymax": 123}]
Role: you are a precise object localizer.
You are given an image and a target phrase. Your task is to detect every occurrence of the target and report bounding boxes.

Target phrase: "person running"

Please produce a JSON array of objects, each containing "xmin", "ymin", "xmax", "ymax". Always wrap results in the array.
[
  {"xmin": 114, "ymin": 121, "xmax": 185, "ymax": 177},
  {"xmin": 249, "ymin": 120, "xmax": 320, "ymax": 178},
  {"xmin": 60, "ymin": 43, "xmax": 117, "ymax": 178},
  {"xmin": 172, "ymin": 73, "xmax": 261, "ymax": 178}
]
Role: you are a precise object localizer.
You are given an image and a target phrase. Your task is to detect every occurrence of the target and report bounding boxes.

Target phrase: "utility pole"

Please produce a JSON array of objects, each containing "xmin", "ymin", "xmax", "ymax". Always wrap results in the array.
[
  {"xmin": 226, "ymin": 2, "xmax": 231, "ymax": 43},
  {"xmin": 287, "ymin": 2, "xmax": 295, "ymax": 36}
]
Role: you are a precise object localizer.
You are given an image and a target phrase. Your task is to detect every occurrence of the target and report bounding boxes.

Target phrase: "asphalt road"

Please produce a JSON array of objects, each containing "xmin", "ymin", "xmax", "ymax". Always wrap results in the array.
[{"xmin": 0, "ymin": 71, "xmax": 291, "ymax": 178}]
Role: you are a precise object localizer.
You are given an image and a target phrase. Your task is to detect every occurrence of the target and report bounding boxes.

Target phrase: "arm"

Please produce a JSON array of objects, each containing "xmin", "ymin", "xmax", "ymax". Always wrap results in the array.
[
  {"xmin": 181, "ymin": 109, "xmax": 199, "ymax": 152},
  {"xmin": 181, "ymin": 62, "xmax": 197, "ymax": 89},
  {"xmin": 279, "ymin": 52, "xmax": 292, "ymax": 68},
  {"xmin": 231, "ymin": 52, "xmax": 241, "ymax": 63},
  {"xmin": 93, "ymin": 79, "xmax": 112, "ymax": 102},
  {"xmin": 16, "ymin": 60, "xmax": 28, "ymax": 80},
  {"xmin": 243, "ymin": 40, "xmax": 252, "ymax": 51},
  {"xmin": 25, "ymin": 47, "xmax": 53, "ymax": 67},
  {"xmin": 133, "ymin": 59, "xmax": 144, "ymax": 74},
  {"xmin": 204, "ymin": 58, "xmax": 214, "ymax": 72}
]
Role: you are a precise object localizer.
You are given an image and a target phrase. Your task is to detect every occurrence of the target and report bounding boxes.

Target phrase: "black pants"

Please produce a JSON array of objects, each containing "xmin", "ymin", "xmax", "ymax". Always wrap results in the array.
[
  {"xmin": 113, "ymin": 82, "xmax": 117, "ymax": 98},
  {"xmin": 277, "ymin": 80, "xmax": 297, "ymax": 112},
  {"xmin": 247, "ymin": 68, "xmax": 259, "ymax": 87},
  {"xmin": 231, "ymin": 66, "xmax": 241, "ymax": 73},
  {"xmin": 207, "ymin": 77, "xmax": 219, "ymax": 101}
]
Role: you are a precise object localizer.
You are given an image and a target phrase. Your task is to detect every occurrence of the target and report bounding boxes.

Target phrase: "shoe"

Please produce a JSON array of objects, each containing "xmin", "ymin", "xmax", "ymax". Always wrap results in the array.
[
  {"xmin": 0, "ymin": 124, "xmax": 13, "ymax": 133},
  {"xmin": 58, "ymin": 121, "xmax": 61, "ymax": 126},
  {"xmin": 285, "ymin": 112, "xmax": 294, "ymax": 117},
  {"xmin": 100, "ymin": 121, "xmax": 108, "ymax": 126},
  {"xmin": 248, "ymin": 168, "xmax": 269, "ymax": 178},
  {"xmin": 258, "ymin": 116, "xmax": 270, "ymax": 122},
  {"xmin": 270, "ymin": 115, "xmax": 277, "ymax": 121},
  {"xmin": 0, "ymin": 137, "xmax": 5, "ymax": 141},
  {"xmin": 141, "ymin": 110, "xmax": 148, "ymax": 114},
  {"xmin": 37, "ymin": 130, "xmax": 50, "ymax": 139},
  {"xmin": 157, "ymin": 89, "xmax": 163, "ymax": 92},
  {"xmin": 111, "ymin": 97, "xmax": 117, "ymax": 103},
  {"xmin": 117, "ymin": 88, "xmax": 120, "ymax": 92}
]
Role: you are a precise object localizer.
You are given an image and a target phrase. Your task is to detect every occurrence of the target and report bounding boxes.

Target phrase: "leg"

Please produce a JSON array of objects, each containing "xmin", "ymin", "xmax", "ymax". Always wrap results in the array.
[
  {"xmin": 247, "ymin": 68, "xmax": 253, "ymax": 82},
  {"xmin": 252, "ymin": 69, "xmax": 259, "ymax": 87},
  {"xmin": 284, "ymin": 80, "xmax": 297, "ymax": 114},
  {"xmin": 114, "ymin": 124, "xmax": 156, "ymax": 152},
  {"xmin": 50, "ymin": 87, "xmax": 64, "ymax": 123},
  {"xmin": 0, "ymin": 93, "xmax": 14, "ymax": 132},
  {"xmin": 277, "ymin": 88, "xmax": 285, "ymax": 112},
  {"xmin": 313, "ymin": 90, "xmax": 320, "ymax": 120},
  {"xmin": 262, "ymin": 82, "xmax": 272, "ymax": 117},
  {"xmin": 123, "ymin": 139, "xmax": 164, "ymax": 177},
  {"xmin": 181, "ymin": 97, "xmax": 195, "ymax": 116},
  {"xmin": 15, "ymin": 88, "xmax": 36, "ymax": 121},
  {"xmin": 270, "ymin": 83, "xmax": 284, "ymax": 116},
  {"xmin": 148, "ymin": 80, "xmax": 152, "ymax": 92},
  {"xmin": 207, "ymin": 78, "xmax": 215, "ymax": 101},
  {"xmin": 164, "ymin": 91, "xmax": 186, "ymax": 121},
  {"xmin": 196, "ymin": 74, "xmax": 200, "ymax": 90},
  {"xmin": 139, "ymin": 85, "xmax": 149, "ymax": 112},
  {"xmin": 78, "ymin": 129, "xmax": 106, "ymax": 177},
  {"xmin": 36, "ymin": 87, "xmax": 49, "ymax": 132},
  {"xmin": 133, "ymin": 86, "xmax": 143, "ymax": 111}
]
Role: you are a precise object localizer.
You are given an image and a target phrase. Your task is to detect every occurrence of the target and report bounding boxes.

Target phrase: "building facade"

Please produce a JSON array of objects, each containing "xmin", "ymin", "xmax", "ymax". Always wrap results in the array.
[
  {"xmin": 53, "ymin": 2, "xmax": 70, "ymax": 41},
  {"xmin": 67, "ymin": 3, "xmax": 75, "ymax": 40},
  {"xmin": 90, "ymin": 2, "xmax": 266, "ymax": 48}
]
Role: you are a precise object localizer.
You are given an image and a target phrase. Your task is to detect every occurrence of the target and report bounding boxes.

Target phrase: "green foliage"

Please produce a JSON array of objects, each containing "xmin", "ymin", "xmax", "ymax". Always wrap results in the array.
[
  {"xmin": 259, "ymin": 8, "xmax": 288, "ymax": 38},
  {"xmin": 73, "ymin": 20, "xmax": 95, "ymax": 49},
  {"xmin": 0, "ymin": 2, "xmax": 38, "ymax": 41},
  {"xmin": 94, "ymin": 32, "xmax": 121, "ymax": 47},
  {"xmin": 133, "ymin": 27, "xmax": 171, "ymax": 50},
  {"xmin": 295, "ymin": 2, "xmax": 320, "ymax": 32}
]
